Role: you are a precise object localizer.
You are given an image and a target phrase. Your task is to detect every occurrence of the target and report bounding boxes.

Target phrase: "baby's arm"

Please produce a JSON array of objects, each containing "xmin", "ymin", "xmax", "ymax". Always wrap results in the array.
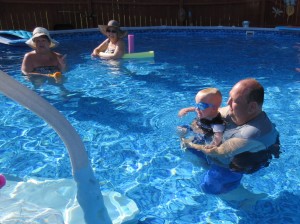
[
  {"xmin": 178, "ymin": 107, "xmax": 195, "ymax": 117},
  {"xmin": 209, "ymin": 123, "xmax": 225, "ymax": 146},
  {"xmin": 209, "ymin": 132, "xmax": 223, "ymax": 146}
]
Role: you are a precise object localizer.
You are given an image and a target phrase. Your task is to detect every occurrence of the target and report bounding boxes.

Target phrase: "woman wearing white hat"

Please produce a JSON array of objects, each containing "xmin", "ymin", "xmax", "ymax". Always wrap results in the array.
[
  {"xmin": 21, "ymin": 27, "xmax": 67, "ymax": 82},
  {"xmin": 91, "ymin": 20, "xmax": 127, "ymax": 59}
]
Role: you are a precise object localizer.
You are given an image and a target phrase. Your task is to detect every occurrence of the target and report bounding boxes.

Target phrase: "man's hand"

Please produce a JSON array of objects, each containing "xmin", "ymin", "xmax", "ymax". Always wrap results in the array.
[{"xmin": 181, "ymin": 137, "xmax": 206, "ymax": 151}]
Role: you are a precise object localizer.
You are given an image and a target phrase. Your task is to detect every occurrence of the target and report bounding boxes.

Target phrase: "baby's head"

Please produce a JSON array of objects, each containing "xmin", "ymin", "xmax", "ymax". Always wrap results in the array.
[{"xmin": 195, "ymin": 88, "xmax": 222, "ymax": 119}]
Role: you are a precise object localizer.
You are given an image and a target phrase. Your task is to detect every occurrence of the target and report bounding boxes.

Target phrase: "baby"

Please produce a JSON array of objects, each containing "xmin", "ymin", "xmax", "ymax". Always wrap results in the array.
[{"xmin": 178, "ymin": 88, "xmax": 225, "ymax": 149}]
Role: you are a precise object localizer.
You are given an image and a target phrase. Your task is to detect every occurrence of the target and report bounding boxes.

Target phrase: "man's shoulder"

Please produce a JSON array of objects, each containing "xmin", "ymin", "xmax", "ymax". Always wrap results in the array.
[
  {"xmin": 248, "ymin": 112, "xmax": 272, "ymax": 129},
  {"xmin": 250, "ymin": 111, "xmax": 269, "ymax": 122},
  {"xmin": 240, "ymin": 125, "xmax": 261, "ymax": 139},
  {"xmin": 241, "ymin": 112, "xmax": 276, "ymax": 141}
]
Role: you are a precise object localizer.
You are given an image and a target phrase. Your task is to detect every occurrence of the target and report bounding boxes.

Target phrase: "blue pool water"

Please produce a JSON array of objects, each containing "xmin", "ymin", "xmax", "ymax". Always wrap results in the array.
[{"xmin": 1, "ymin": 28, "xmax": 300, "ymax": 223}]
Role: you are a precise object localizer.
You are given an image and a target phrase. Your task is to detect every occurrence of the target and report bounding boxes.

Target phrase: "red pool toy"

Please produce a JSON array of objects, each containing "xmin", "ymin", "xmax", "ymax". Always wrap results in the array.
[{"xmin": 0, "ymin": 174, "xmax": 6, "ymax": 189}]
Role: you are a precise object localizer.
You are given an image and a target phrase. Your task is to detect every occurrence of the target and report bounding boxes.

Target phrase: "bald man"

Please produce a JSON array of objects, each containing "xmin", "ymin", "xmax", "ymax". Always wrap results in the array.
[{"xmin": 182, "ymin": 78, "xmax": 280, "ymax": 194}]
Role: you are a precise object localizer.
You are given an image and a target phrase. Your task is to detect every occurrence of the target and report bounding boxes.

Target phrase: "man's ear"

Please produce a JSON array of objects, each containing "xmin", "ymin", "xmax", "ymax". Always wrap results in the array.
[{"xmin": 248, "ymin": 101, "xmax": 258, "ymax": 114}]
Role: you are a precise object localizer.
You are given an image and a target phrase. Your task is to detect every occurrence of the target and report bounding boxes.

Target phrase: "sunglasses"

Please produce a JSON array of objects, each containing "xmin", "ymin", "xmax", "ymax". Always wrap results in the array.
[
  {"xmin": 195, "ymin": 102, "xmax": 214, "ymax": 111},
  {"xmin": 106, "ymin": 29, "xmax": 117, "ymax": 33}
]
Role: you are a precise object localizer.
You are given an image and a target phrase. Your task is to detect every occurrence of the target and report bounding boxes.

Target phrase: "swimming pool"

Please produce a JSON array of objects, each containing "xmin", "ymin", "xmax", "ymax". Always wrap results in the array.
[{"xmin": 1, "ymin": 27, "xmax": 300, "ymax": 223}]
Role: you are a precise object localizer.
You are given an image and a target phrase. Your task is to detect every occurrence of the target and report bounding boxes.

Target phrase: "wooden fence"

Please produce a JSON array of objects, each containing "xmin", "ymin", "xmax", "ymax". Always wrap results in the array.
[{"xmin": 0, "ymin": 0, "xmax": 299, "ymax": 31}]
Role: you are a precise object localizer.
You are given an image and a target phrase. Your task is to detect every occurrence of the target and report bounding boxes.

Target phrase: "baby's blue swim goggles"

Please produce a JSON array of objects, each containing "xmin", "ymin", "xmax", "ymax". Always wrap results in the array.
[{"xmin": 195, "ymin": 102, "xmax": 214, "ymax": 111}]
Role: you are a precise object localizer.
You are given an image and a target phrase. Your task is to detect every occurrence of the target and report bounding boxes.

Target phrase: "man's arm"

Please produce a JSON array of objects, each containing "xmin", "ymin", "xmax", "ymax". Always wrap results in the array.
[
  {"xmin": 182, "ymin": 137, "xmax": 266, "ymax": 158},
  {"xmin": 216, "ymin": 138, "xmax": 266, "ymax": 156}
]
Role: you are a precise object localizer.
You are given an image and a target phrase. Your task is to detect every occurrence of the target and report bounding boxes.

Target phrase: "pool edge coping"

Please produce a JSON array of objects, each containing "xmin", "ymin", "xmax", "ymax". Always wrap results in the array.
[{"xmin": 49, "ymin": 26, "xmax": 283, "ymax": 35}]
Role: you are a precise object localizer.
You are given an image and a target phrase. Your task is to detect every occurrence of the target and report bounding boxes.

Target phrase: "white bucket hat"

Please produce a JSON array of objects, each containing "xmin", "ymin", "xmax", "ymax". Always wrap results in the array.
[{"xmin": 26, "ymin": 27, "xmax": 59, "ymax": 49}]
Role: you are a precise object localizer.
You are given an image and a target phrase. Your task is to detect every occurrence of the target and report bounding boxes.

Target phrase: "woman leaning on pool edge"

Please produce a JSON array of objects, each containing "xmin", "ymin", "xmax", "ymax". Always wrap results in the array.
[{"xmin": 91, "ymin": 20, "xmax": 128, "ymax": 59}]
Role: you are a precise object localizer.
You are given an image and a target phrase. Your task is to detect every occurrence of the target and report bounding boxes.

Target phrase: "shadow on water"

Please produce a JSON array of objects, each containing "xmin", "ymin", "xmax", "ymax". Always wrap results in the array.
[
  {"xmin": 31, "ymin": 90, "xmax": 152, "ymax": 135},
  {"xmin": 69, "ymin": 96, "xmax": 153, "ymax": 134},
  {"xmin": 130, "ymin": 71, "xmax": 187, "ymax": 92}
]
